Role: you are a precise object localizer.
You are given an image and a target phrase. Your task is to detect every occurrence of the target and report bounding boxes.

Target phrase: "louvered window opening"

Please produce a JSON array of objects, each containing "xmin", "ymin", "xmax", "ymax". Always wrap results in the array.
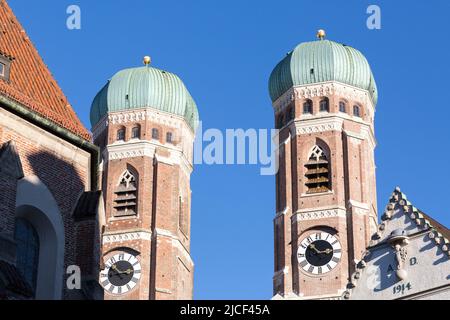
[
  {"xmin": 114, "ymin": 170, "xmax": 138, "ymax": 217},
  {"xmin": 305, "ymin": 146, "xmax": 331, "ymax": 194}
]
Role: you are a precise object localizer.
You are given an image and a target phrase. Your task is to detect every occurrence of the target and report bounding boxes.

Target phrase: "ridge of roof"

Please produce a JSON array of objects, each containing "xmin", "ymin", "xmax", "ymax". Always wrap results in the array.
[{"xmin": 0, "ymin": 0, "xmax": 90, "ymax": 140}]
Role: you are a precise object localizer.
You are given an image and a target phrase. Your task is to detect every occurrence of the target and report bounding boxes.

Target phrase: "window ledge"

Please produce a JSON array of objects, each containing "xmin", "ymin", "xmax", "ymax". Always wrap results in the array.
[{"xmin": 300, "ymin": 190, "xmax": 334, "ymax": 198}]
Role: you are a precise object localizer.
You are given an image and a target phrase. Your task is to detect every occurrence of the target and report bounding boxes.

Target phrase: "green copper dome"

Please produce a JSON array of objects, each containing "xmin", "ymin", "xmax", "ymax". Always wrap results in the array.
[
  {"xmin": 269, "ymin": 39, "xmax": 378, "ymax": 105},
  {"xmin": 90, "ymin": 66, "xmax": 199, "ymax": 131}
]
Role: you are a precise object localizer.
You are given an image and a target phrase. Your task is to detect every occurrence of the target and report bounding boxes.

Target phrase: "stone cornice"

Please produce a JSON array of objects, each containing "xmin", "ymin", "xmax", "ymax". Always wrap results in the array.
[
  {"xmin": 272, "ymin": 81, "xmax": 375, "ymax": 115},
  {"xmin": 92, "ymin": 107, "xmax": 195, "ymax": 140},
  {"xmin": 291, "ymin": 116, "xmax": 344, "ymax": 135},
  {"xmin": 102, "ymin": 230, "xmax": 152, "ymax": 245},
  {"xmin": 292, "ymin": 207, "xmax": 347, "ymax": 222}
]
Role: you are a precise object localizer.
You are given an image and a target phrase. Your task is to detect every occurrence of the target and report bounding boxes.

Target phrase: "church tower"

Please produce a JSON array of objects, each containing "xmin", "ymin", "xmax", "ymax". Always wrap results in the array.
[
  {"xmin": 269, "ymin": 31, "xmax": 379, "ymax": 300},
  {"xmin": 90, "ymin": 57, "xmax": 199, "ymax": 300}
]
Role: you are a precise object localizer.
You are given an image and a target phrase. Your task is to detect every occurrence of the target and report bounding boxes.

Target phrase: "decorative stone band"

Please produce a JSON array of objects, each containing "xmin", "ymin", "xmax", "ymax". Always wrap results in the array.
[
  {"xmin": 292, "ymin": 207, "xmax": 347, "ymax": 222},
  {"xmin": 102, "ymin": 230, "xmax": 152, "ymax": 245},
  {"xmin": 92, "ymin": 107, "xmax": 195, "ymax": 140},
  {"xmin": 272, "ymin": 81, "xmax": 375, "ymax": 115},
  {"xmin": 292, "ymin": 116, "xmax": 344, "ymax": 135}
]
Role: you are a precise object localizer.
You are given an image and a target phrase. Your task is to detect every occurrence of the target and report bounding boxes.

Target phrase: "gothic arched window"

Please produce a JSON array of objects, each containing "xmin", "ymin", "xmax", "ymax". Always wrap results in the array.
[
  {"xmin": 117, "ymin": 128, "xmax": 125, "ymax": 141},
  {"xmin": 339, "ymin": 101, "xmax": 346, "ymax": 113},
  {"xmin": 131, "ymin": 125, "xmax": 141, "ymax": 139},
  {"xmin": 152, "ymin": 128, "xmax": 159, "ymax": 140},
  {"xmin": 114, "ymin": 169, "xmax": 138, "ymax": 217},
  {"xmin": 166, "ymin": 132, "xmax": 174, "ymax": 144},
  {"xmin": 353, "ymin": 105, "xmax": 361, "ymax": 117},
  {"xmin": 303, "ymin": 99, "xmax": 313, "ymax": 114},
  {"xmin": 319, "ymin": 98, "xmax": 329, "ymax": 112},
  {"xmin": 14, "ymin": 218, "xmax": 39, "ymax": 295},
  {"xmin": 305, "ymin": 145, "xmax": 331, "ymax": 194}
]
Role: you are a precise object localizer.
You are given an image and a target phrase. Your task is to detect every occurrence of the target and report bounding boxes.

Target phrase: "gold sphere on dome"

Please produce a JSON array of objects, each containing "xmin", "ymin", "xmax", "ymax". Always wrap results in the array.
[
  {"xmin": 317, "ymin": 29, "xmax": 326, "ymax": 40},
  {"xmin": 143, "ymin": 56, "xmax": 151, "ymax": 66}
]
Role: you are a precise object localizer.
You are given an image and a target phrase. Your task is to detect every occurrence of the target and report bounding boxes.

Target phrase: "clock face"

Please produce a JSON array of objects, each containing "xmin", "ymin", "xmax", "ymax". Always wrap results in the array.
[
  {"xmin": 100, "ymin": 252, "xmax": 141, "ymax": 295},
  {"xmin": 297, "ymin": 232, "xmax": 342, "ymax": 275}
]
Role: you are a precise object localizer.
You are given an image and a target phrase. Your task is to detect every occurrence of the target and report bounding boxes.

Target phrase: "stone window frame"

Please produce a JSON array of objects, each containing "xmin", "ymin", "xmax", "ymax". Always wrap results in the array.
[
  {"xmin": 319, "ymin": 97, "xmax": 330, "ymax": 113},
  {"xmin": 151, "ymin": 128, "xmax": 159, "ymax": 140},
  {"xmin": 304, "ymin": 145, "xmax": 332, "ymax": 194},
  {"xmin": 303, "ymin": 99, "xmax": 313, "ymax": 114},
  {"xmin": 131, "ymin": 125, "xmax": 141, "ymax": 139},
  {"xmin": 339, "ymin": 101, "xmax": 347, "ymax": 113},
  {"xmin": 353, "ymin": 105, "xmax": 362, "ymax": 118},
  {"xmin": 113, "ymin": 169, "xmax": 139, "ymax": 218},
  {"xmin": 117, "ymin": 128, "xmax": 126, "ymax": 141},
  {"xmin": 166, "ymin": 131, "xmax": 174, "ymax": 144}
]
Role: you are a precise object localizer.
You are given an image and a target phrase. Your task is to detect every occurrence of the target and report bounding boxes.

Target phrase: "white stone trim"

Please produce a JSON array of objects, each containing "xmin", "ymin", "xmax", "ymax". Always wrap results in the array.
[
  {"xmin": 292, "ymin": 116, "xmax": 344, "ymax": 135},
  {"xmin": 292, "ymin": 207, "xmax": 347, "ymax": 222},
  {"xmin": 92, "ymin": 107, "xmax": 196, "ymax": 139},
  {"xmin": 107, "ymin": 140, "xmax": 157, "ymax": 160},
  {"xmin": 273, "ymin": 81, "xmax": 375, "ymax": 114},
  {"xmin": 102, "ymin": 230, "xmax": 152, "ymax": 245}
]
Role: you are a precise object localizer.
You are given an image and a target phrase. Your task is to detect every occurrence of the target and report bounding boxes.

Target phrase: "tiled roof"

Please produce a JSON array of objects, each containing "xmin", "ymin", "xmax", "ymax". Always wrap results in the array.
[{"xmin": 0, "ymin": 0, "xmax": 90, "ymax": 140}]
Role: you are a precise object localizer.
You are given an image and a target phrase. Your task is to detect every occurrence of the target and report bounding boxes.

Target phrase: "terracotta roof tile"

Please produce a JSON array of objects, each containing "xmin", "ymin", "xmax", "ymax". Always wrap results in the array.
[{"xmin": 0, "ymin": 0, "xmax": 90, "ymax": 140}]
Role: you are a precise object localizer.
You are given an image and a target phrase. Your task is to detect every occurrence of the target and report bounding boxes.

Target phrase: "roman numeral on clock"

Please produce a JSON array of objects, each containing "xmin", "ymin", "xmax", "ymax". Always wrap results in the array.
[{"xmin": 300, "ymin": 260, "xmax": 308, "ymax": 268}]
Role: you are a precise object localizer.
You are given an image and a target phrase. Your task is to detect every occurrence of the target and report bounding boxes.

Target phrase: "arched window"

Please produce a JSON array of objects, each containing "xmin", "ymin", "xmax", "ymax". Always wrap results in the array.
[
  {"xmin": 152, "ymin": 128, "xmax": 159, "ymax": 140},
  {"xmin": 131, "ymin": 125, "xmax": 141, "ymax": 139},
  {"xmin": 14, "ymin": 218, "xmax": 39, "ymax": 295},
  {"xmin": 114, "ymin": 169, "xmax": 138, "ymax": 217},
  {"xmin": 166, "ymin": 132, "xmax": 174, "ymax": 144},
  {"xmin": 305, "ymin": 145, "xmax": 331, "ymax": 194},
  {"xmin": 353, "ymin": 105, "xmax": 361, "ymax": 117},
  {"xmin": 303, "ymin": 100, "xmax": 313, "ymax": 114},
  {"xmin": 117, "ymin": 128, "xmax": 125, "ymax": 141},
  {"xmin": 319, "ymin": 98, "xmax": 329, "ymax": 112},
  {"xmin": 339, "ymin": 101, "xmax": 346, "ymax": 113}
]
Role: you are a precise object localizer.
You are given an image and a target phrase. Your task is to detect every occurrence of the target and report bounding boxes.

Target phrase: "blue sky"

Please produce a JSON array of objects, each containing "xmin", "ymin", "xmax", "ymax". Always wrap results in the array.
[{"xmin": 8, "ymin": 0, "xmax": 450, "ymax": 299}]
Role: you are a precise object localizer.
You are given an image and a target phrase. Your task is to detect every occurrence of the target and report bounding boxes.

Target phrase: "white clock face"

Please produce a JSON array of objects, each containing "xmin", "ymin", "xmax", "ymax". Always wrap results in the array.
[
  {"xmin": 100, "ymin": 252, "xmax": 142, "ymax": 295},
  {"xmin": 297, "ymin": 232, "xmax": 342, "ymax": 275}
]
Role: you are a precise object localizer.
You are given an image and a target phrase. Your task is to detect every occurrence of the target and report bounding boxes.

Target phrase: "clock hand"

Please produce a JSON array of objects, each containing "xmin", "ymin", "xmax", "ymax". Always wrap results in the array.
[{"xmin": 308, "ymin": 244, "xmax": 321, "ymax": 254}]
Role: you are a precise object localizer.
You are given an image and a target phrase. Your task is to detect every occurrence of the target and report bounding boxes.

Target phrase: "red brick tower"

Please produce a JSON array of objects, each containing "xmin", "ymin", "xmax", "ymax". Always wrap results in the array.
[
  {"xmin": 91, "ymin": 57, "xmax": 199, "ymax": 300},
  {"xmin": 269, "ymin": 31, "xmax": 379, "ymax": 299}
]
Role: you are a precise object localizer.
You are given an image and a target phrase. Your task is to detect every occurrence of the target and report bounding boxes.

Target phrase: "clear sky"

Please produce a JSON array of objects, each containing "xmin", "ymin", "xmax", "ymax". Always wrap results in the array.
[{"xmin": 8, "ymin": 0, "xmax": 450, "ymax": 299}]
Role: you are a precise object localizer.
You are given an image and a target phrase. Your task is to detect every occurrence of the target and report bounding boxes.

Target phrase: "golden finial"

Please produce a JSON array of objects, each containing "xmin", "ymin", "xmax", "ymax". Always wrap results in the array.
[
  {"xmin": 317, "ymin": 29, "xmax": 326, "ymax": 40},
  {"xmin": 143, "ymin": 56, "xmax": 151, "ymax": 66}
]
